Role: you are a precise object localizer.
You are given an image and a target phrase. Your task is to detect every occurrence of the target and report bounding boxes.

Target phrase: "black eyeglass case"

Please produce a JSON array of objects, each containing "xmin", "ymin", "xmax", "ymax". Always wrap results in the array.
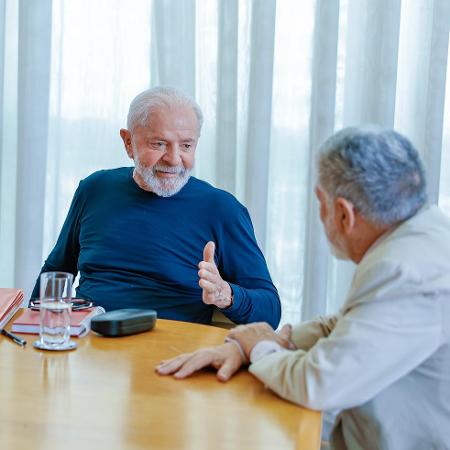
[{"xmin": 90, "ymin": 308, "xmax": 157, "ymax": 337}]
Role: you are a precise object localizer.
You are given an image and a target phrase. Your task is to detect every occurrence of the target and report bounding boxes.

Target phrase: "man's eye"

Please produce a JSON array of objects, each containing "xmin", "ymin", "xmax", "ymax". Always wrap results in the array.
[
  {"xmin": 151, "ymin": 142, "xmax": 166, "ymax": 150},
  {"xmin": 183, "ymin": 144, "xmax": 192, "ymax": 151}
]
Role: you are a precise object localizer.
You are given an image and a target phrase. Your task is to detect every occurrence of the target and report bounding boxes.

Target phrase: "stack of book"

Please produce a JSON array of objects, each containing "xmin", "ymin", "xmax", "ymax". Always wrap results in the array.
[
  {"xmin": 11, "ymin": 306, "xmax": 105, "ymax": 337},
  {"xmin": 0, "ymin": 288, "xmax": 24, "ymax": 329}
]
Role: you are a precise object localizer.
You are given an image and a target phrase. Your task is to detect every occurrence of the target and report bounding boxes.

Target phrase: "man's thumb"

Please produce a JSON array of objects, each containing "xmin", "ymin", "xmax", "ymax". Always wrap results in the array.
[
  {"xmin": 203, "ymin": 241, "xmax": 216, "ymax": 264},
  {"xmin": 278, "ymin": 324, "xmax": 292, "ymax": 342}
]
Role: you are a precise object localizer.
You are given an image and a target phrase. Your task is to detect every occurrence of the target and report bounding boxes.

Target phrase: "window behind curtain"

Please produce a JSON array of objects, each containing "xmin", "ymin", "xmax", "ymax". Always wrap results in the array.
[{"xmin": 43, "ymin": 0, "xmax": 450, "ymax": 326}]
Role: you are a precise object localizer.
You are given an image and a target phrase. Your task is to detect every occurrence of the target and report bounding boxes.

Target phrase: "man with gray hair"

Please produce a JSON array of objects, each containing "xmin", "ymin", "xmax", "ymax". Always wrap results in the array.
[
  {"xmin": 157, "ymin": 126, "xmax": 450, "ymax": 449},
  {"xmin": 32, "ymin": 86, "xmax": 281, "ymax": 327}
]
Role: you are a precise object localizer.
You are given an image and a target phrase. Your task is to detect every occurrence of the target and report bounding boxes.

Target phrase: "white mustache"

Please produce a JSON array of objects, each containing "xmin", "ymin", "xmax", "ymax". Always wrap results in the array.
[{"xmin": 152, "ymin": 165, "xmax": 185, "ymax": 174}]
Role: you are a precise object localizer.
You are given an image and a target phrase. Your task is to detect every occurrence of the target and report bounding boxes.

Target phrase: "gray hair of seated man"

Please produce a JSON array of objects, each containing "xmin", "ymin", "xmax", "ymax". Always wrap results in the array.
[
  {"xmin": 318, "ymin": 126, "xmax": 428, "ymax": 227},
  {"xmin": 127, "ymin": 86, "xmax": 204, "ymax": 134}
]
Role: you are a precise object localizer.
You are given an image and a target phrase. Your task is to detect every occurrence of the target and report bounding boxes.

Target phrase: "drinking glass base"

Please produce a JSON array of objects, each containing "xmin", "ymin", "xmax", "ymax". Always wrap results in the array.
[{"xmin": 33, "ymin": 340, "xmax": 77, "ymax": 351}]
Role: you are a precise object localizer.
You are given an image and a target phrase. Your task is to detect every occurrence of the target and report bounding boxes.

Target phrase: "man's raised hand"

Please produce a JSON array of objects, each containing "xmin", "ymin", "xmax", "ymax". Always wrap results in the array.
[{"xmin": 198, "ymin": 241, "xmax": 233, "ymax": 309}]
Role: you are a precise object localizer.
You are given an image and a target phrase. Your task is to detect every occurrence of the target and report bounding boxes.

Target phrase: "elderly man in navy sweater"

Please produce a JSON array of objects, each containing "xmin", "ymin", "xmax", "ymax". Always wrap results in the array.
[{"xmin": 31, "ymin": 86, "xmax": 281, "ymax": 327}]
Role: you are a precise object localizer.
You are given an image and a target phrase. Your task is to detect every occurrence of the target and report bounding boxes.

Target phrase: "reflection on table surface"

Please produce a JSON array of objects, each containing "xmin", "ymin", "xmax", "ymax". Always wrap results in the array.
[{"xmin": 0, "ymin": 318, "xmax": 321, "ymax": 450}]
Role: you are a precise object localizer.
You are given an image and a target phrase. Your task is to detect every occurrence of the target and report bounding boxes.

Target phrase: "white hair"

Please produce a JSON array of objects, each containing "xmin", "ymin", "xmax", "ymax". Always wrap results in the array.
[
  {"xmin": 126, "ymin": 86, "xmax": 203, "ymax": 133},
  {"xmin": 318, "ymin": 126, "xmax": 427, "ymax": 226}
]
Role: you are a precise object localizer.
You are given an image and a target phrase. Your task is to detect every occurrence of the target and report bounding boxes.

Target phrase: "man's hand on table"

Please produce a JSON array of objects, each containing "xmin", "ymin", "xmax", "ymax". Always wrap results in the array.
[
  {"xmin": 228, "ymin": 322, "xmax": 295, "ymax": 360},
  {"xmin": 198, "ymin": 241, "xmax": 233, "ymax": 309},
  {"xmin": 156, "ymin": 323, "xmax": 296, "ymax": 382},
  {"xmin": 156, "ymin": 342, "xmax": 245, "ymax": 382}
]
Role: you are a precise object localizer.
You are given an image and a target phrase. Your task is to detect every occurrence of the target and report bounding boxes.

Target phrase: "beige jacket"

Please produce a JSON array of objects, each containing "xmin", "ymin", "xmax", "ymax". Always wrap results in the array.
[{"xmin": 249, "ymin": 206, "xmax": 450, "ymax": 450}]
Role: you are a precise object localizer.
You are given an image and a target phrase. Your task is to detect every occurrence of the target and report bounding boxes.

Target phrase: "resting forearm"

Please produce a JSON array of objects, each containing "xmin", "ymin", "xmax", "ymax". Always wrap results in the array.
[{"xmin": 291, "ymin": 314, "xmax": 340, "ymax": 350}]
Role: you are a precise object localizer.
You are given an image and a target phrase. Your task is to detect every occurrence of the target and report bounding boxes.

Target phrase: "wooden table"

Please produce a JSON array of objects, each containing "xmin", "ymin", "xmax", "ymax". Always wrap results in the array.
[{"xmin": 0, "ymin": 318, "xmax": 321, "ymax": 450}]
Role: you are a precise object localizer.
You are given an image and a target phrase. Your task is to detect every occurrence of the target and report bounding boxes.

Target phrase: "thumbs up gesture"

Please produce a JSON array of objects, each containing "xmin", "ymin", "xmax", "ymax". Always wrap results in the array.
[{"xmin": 198, "ymin": 241, "xmax": 233, "ymax": 309}]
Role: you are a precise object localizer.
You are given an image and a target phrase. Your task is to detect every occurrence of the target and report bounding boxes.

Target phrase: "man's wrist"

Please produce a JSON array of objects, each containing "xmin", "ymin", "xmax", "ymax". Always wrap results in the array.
[
  {"xmin": 224, "ymin": 337, "xmax": 248, "ymax": 364},
  {"xmin": 217, "ymin": 284, "xmax": 234, "ymax": 310}
]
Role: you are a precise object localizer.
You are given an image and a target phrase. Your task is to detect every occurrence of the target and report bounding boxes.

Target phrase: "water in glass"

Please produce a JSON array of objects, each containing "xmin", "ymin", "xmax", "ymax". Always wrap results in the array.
[{"xmin": 39, "ymin": 300, "xmax": 71, "ymax": 347}]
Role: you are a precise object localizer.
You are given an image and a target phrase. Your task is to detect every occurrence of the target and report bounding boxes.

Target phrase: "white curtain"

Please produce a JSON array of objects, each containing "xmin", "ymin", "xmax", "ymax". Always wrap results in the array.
[{"xmin": 1, "ymin": 0, "xmax": 449, "ymax": 325}]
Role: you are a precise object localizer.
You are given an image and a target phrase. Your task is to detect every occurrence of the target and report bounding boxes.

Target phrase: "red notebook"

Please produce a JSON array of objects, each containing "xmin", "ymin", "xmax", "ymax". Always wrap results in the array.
[
  {"xmin": 11, "ymin": 306, "xmax": 105, "ymax": 337},
  {"xmin": 0, "ymin": 288, "xmax": 24, "ymax": 329}
]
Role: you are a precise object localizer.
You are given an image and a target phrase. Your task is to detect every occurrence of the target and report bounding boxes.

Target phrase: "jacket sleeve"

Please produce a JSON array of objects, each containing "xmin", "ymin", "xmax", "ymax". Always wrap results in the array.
[
  {"xmin": 290, "ymin": 314, "xmax": 339, "ymax": 350},
  {"xmin": 216, "ymin": 207, "xmax": 281, "ymax": 329},
  {"xmin": 248, "ymin": 260, "xmax": 442, "ymax": 411},
  {"xmin": 30, "ymin": 182, "xmax": 85, "ymax": 300}
]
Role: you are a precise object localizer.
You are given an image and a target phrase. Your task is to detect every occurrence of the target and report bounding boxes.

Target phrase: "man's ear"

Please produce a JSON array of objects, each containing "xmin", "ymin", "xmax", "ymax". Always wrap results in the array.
[
  {"xmin": 120, "ymin": 129, "xmax": 134, "ymax": 159},
  {"xmin": 334, "ymin": 197, "xmax": 356, "ymax": 235}
]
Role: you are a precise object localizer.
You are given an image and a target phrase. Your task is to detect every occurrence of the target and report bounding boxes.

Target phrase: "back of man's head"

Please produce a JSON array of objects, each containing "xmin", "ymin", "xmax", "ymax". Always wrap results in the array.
[
  {"xmin": 127, "ymin": 86, "xmax": 204, "ymax": 133},
  {"xmin": 318, "ymin": 126, "xmax": 427, "ymax": 227}
]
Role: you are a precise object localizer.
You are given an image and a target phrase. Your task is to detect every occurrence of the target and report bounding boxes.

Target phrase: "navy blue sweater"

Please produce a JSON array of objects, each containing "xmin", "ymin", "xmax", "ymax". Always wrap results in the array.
[{"xmin": 32, "ymin": 168, "xmax": 281, "ymax": 327}]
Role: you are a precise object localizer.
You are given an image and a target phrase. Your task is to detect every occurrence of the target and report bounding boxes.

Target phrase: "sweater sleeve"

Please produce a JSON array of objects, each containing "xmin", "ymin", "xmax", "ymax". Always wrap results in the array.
[
  {"xmin": 30, "ymin": 182, "xmax": 85, "ymax": 300},
  {"xmin": 217, "ymin": 207, "xmax": 281, "ymax": 328}
]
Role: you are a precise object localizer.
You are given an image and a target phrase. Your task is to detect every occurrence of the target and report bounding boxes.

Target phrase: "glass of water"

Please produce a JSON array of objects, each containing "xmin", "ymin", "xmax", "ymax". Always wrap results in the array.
[{"xmin": 33, "ymin": 272, "xmax": 77, "ymax": 351}]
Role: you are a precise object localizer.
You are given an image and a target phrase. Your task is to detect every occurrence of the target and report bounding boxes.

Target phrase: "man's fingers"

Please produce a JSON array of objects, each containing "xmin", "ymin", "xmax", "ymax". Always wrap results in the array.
[
  {"xmin": 174, "ymin": 351, "xmax": 216, "ymax": 379},
  {"xmin": 203, "ymin": 241, "xmax": 216, "ymax": 264},
  {"xmin": 199, "ymin": 278, "xmax": 217, "ymax": 293},
  {"xmin": 157, "ymin": 344, "xmax": 242, "ymax": 382},
  {"xmin": 277, "ymin": 324, "xmax": 296, "ymax": 349},
  {"xmin": 217, "ymin": 356, "xmax": 242, "ymax": 382},
  {"xmin": 198, "ymin": 261, "xmax": 217, "ymax": 273},
  {"xmin": 198, "ymin": 268, "xmax": 220, "ymax": 284},
  {"xmin": 156, "ymin": 353, "xmax": 193, "ymax": 375}
]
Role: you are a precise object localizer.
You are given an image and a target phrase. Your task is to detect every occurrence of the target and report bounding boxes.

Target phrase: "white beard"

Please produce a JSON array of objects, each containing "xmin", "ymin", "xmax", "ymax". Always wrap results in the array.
[
  {"xmin": 328, "ymin": 241, "xmax": 350, "ymax": 260},
  {"xmin": 324, "ymin": 216, "xmax": 350, "ymax": 261},
  {"xmin": 133, "ymin": 154, "xmax": 192, "ymax": 197}
]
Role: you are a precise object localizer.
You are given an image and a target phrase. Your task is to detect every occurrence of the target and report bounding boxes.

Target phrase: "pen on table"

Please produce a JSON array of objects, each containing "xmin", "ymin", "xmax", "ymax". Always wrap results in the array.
[{"xmin": 1, "ymin": 328, "xmax": 27, "ymax": 347}]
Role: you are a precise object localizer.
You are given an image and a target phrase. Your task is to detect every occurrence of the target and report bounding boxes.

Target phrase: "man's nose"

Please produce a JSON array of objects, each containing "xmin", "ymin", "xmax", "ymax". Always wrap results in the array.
[{"xmin": 162, "ymin": 145, "xmax": 182, "ymax": 166}]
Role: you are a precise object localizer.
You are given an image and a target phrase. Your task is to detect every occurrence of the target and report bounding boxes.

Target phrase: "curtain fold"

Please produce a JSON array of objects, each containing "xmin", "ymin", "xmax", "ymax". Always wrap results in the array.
[
  {"xmin": 0, "ymin": 0, "xmax": 7, "ymax": 285},
  {"xmin": 343, "ymin": 0, "xmax": 401, "ymax": 127},
  {"xmin": 266, "ymin": 0, "xmax": 315, "ymax": 322},
  {"xmin": 215, "ymin": 0, "xmax": 238, "ymax": 193},
  {"xmin": 0, "ymin": 0, "xmax": 18, "ymax": 288},
  {"xmin": 423, "ymin": 0, "xmax": 450, "ymax": 203},
  {"xmin": 0, "ymin": 0, "xmax": 4, "ymax": 137},
  {"xmin": 395, "ymin": 0, "xmax": 450, "ymax": 203},
  {"xmin": 14, "ymin": 0, "xmax": 52, "ymax": 296},
  {"xmin": 302, "ymin": 0, "xmax": 340, "ymax": 321},
  {"xmin": 244, "ymin": 0, "xmax": 276, "ymax": 252},
  {"xmin": 151, "ymin": 0, "xmax": 196, "ymax": 96}
]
